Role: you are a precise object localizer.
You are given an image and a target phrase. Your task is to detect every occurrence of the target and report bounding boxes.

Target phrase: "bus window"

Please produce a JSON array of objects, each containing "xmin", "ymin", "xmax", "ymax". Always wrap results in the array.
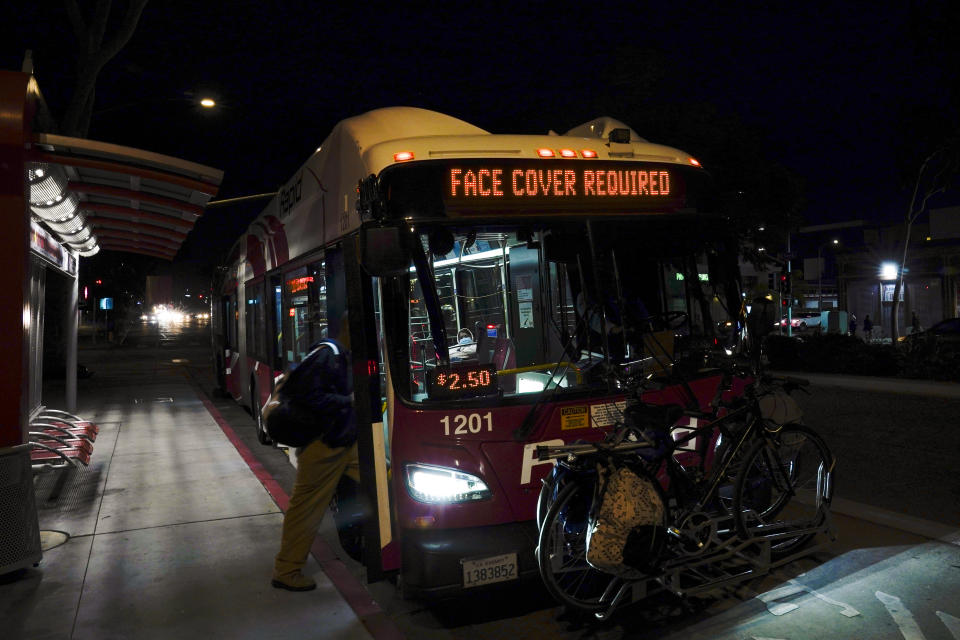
[
  {"xmin": 269, "ymin": 274, "xmax": 283, "ymax": 370},
  {"xmin": 245, "ymin": 280, "xmax": 266, "ymax": 362},
  {"xmin": 382, "ymin": 223, "xmax": 724, "ymax": 404},
  {"xmin": 372, "ymin": 277, "xmax": 388, "ymax": 401},
  {"xmin": 547, "ymin": 261, "xmax": 578, "ymax": 361},
  {"xmin": 391, "ymin": 229, "xmax": 588, "ymax": 402},
  {"xmin": 222, "ymin": 296, "xmax": 233, "ymax": 350},
  {"xmin": 227, "ymin": 295, "xmax": 238, "ymax": 352},
  {"xmin": 282, "ymin": 260, "xmax": 327, "ymax": 364}
]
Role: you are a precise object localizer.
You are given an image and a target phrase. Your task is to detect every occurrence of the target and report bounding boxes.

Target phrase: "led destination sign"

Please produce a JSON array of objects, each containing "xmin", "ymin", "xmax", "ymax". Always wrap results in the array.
[
  {"xmin": 450, "ymin": 167, "xmax": 672, "ymax": 199},
  {"xmin": 441, "ymin": 160, "xmax": 689, "ymax": 213}
]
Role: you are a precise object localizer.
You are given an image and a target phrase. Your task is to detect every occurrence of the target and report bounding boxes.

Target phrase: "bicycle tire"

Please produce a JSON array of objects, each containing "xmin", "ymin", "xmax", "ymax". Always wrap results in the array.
[
  {"xmin": 537, "ymin": 479, "xmax": 619, "ymax": 612},
  {"xmin": 535, "ymin": 474, "xmax": 554, "ymax": 532},
  {"xmin": 732, "ymin": 423, "xmax": 833, "ymax": 557}
]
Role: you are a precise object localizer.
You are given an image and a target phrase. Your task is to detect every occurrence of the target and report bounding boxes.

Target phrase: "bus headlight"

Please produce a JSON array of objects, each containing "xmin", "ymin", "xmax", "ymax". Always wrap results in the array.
[{"xmin": 404, "ymin": 463, "xmax": 491, "ymax": 504}]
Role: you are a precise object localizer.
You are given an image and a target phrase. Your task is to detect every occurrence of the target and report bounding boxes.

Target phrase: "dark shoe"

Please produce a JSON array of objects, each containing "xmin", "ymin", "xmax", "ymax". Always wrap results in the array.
[{"xmin": 271, "ymin": 572, "xmax": 316, "ymax": 592}]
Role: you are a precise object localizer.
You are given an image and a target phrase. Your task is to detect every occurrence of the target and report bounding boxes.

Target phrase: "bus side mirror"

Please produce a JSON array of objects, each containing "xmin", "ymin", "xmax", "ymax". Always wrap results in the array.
[{"xmin": 360, "ymin": 227, "xmax": 410, "ymax": 276}]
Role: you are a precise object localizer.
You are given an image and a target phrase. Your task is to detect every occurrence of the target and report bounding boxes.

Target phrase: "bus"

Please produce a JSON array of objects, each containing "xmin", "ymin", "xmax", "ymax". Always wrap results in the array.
[{"xmin": 212, "ymin": 107, "xmax": 744, "ymax": 597}]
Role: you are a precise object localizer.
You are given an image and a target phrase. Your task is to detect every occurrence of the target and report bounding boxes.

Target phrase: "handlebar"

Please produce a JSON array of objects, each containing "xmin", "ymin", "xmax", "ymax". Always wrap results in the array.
[{"xmin": 535, "ymin": 439, "xmax": 652, "ymax": 462}]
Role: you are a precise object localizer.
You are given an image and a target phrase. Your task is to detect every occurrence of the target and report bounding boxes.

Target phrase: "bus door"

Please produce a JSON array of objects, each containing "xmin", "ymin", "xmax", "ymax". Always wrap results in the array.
[
  {"xmin": 341, "ymin": 239, "xmax": 395, "ymax": 579},
  {"xmin": 224, "ymin": 292, "xmax": 241, "ymax": 399}
]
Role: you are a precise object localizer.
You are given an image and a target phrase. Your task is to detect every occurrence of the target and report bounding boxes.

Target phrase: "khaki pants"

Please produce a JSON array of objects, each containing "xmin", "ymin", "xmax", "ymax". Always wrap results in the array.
[{"xmin": 273, "ymin": 439, "xmax": 360, "ymax": 579}]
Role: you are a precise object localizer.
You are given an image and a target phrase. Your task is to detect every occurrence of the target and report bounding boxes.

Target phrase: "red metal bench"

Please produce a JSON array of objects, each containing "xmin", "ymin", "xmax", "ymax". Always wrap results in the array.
[{"xmin": 28, "ymin": 409, "xmax": 99, "ymax": 469}]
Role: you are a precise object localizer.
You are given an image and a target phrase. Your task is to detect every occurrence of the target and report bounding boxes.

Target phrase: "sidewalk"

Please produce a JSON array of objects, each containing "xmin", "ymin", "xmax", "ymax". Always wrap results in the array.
[
  {"xmin": 772, "ymin": 370, "xmax": 960, "ymax": 399},
  {"xmin": 1, "ymin": 330, "xmax": 386, "ymax": 639}
]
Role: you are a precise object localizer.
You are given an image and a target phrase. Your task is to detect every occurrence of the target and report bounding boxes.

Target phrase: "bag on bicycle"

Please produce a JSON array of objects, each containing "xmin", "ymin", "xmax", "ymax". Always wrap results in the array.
[{"xmin": 586, "ymin": 465, "xmax": 664, "ymax": 573}]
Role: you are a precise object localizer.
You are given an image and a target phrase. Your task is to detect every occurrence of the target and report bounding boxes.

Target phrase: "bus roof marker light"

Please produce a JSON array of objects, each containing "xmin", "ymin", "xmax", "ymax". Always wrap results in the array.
[
  {"xmin": 559, "ymin": 149, "xmax": 576, "ymax": 158},
  {"xmin": 580, "ymin": 149, "xmax": 597, "ymax": 158},
  {"xmin": 689, "ymin": 157, "xmax": 702, "ymax": 167},
  {"xmin": 608, "ymin": 128, "xmax": 631, "ymax": 144},
  {"xmin": 394, "ymin": 151, "xmax": 415, "ymax": 162},
  {"xmin": 537, "ymin": 148, "xmax": 555, "ymax": 158}
]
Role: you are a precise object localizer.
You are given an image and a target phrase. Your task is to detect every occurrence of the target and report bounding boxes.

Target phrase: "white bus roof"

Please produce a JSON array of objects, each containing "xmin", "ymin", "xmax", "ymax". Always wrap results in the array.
[{"xmin": 231, "ymin": 107, "xmax": 702, "ymax": 278}]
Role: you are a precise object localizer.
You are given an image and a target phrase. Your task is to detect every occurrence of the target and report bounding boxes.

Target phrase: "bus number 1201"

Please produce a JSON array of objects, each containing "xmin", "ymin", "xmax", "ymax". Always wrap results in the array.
[{"xmin": 441, "ymin": 412, "xmax": 493, "ymax": 436}]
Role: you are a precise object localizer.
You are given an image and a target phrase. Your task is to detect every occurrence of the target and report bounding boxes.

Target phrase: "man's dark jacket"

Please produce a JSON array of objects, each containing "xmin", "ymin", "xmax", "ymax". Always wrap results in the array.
[{"xmin": 280, "ymin": 339, "xmax": 355, "ymax": 448}]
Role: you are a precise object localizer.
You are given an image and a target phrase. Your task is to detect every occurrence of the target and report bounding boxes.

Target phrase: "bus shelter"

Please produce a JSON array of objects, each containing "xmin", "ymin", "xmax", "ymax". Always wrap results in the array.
[{"xmin": 0, "ymin": 70, "xmax": 222, "ymax": 575}]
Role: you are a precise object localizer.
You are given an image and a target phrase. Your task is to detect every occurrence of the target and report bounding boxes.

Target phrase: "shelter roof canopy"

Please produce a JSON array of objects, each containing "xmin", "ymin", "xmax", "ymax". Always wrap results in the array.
[{"xmin": 29, "ymin": 133, "xmax": 223, "ymax": 260}]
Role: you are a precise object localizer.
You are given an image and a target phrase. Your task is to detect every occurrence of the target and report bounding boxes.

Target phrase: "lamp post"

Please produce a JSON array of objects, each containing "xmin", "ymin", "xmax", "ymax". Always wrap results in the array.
[{"xmin": 817, "ymin": 239, "xmax": 840, "ymax": 314}]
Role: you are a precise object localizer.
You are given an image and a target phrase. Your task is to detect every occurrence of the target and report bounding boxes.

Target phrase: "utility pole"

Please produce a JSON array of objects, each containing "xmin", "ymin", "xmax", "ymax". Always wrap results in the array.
[{"xmin": 786, "ymin": 232, "xmax": 793, "ymax": 337}]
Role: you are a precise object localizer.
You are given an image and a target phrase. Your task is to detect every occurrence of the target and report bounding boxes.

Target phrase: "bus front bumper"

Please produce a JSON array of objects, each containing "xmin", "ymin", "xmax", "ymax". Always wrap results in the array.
[{"xmin": 400, "ymin": 520, "xmax": 539, "ymax": 599}]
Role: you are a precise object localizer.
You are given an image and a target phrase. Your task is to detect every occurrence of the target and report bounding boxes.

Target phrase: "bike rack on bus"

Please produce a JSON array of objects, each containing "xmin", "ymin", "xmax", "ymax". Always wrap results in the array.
[{"xmin": 593, "ymin": 503, "xmax": 836, "ymax": 621}]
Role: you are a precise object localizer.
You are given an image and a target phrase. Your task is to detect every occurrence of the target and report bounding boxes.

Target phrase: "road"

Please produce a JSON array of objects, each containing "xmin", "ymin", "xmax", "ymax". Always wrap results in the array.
[{"xmin": 86, "ymin": 320, "xmax": 960, "ymax": 639}]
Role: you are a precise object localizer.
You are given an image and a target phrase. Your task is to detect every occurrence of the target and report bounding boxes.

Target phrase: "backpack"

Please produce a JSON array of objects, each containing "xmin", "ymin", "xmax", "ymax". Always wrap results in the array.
[
  {"xmin": 585, "ymin": 464, "xmax": 665, "ymax": 573},
  {"xmin": 264, "ymin": 341, "xmax": 352, "ymax": 448}
]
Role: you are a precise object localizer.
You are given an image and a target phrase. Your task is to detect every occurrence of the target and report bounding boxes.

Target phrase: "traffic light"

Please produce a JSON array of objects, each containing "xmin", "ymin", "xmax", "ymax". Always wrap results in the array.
[
  {"xmin": 95, "ymin": 279, "xmax": 103, "ymax": 285},
  {"xmin": 779, "ymin": 270, "xmax": 790, "ymax": 295}
]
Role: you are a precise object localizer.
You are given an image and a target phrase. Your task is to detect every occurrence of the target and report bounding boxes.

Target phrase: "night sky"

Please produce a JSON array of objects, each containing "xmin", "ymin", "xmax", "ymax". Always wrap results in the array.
[{"xmin": 9, "ymin": 2, "xmax": 960, "ymax": 274}]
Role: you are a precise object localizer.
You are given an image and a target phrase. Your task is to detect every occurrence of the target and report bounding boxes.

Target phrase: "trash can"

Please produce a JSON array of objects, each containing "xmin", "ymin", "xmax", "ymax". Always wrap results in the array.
[{"xmin": 0, "ymin": 447, "xmax": 42, "ymax": 575}]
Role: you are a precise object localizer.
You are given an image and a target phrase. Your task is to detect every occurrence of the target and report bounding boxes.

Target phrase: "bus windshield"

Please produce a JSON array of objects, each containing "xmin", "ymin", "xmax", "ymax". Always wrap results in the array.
[{"xmin": 381, "ymin": 219, "xmax": 734, "ymax": 404}]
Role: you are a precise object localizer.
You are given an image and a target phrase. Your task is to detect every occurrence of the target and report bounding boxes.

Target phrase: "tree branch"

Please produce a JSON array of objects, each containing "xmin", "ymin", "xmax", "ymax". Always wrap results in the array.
[
  {"xmin": 90, "ymin": 0, "xmax": 114, "ymax": 51},
  {"xmin": 97, "ymin": 0, "xmax": 149, "ymax": 63},
  {"xmin": 64, "ymin": 0, "xmax": 86, "ymax": 43}
]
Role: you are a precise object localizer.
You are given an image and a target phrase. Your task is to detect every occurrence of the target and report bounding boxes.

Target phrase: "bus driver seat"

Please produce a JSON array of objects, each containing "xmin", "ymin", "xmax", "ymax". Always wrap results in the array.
[{"xmin": 478, "ymin": 324, "xmax": 516, "ymax": 392}]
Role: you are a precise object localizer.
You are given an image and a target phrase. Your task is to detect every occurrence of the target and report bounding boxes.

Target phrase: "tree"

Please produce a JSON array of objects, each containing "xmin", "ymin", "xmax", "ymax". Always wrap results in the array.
[
  {"xmin": 60, "ymin": 0, "xmax": 149, "ymax": 138},
  {"xmin": 890, "ymin": 138, "xmax": 960, "ymax": 340},
  {"xmin": 889, "ymin": 3, "xmax": 960, "ymax": 340}
]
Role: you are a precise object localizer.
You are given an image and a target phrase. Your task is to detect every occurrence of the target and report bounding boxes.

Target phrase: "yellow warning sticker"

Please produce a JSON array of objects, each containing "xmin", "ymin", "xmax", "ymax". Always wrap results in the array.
[{"xmin": 560, "ymin": 406, "xmax": 589, "ymax": 430}]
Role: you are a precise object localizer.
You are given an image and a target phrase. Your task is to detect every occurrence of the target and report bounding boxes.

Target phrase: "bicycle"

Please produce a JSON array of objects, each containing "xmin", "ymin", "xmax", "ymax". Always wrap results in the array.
[{"xmin": 534, "ymin": 370, "xmax": 834, "ymax": 615}]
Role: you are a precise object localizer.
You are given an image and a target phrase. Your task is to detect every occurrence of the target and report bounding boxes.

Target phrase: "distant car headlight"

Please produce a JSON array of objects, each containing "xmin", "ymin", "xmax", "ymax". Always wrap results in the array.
[{"xmin": 404, "ymin": 463, "xmax": 491, "ymax": 504}]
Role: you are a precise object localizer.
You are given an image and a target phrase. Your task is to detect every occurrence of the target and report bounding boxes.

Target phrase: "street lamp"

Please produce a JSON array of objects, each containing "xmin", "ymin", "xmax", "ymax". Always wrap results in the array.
[
  {"xmin": 93, "ymin": 93, "xmax": 219, "ymax": 117},
  {"xmin": 817, "ymin": 239, "xmax": 840, "ymax": 314}
]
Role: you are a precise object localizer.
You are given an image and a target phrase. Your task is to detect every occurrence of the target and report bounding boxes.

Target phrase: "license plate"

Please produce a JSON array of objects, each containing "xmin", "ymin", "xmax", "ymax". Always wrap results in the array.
[{"xmin": 461, "ymin": 552, "xmax": 518, "ymax": 588}]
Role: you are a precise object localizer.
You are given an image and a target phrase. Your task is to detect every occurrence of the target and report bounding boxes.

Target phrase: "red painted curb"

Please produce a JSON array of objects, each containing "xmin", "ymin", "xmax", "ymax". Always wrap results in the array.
[
  {"xmin": 196, "ymin": 390, "xmax": 404, "ymax": 639},
  {"xmin": 197, "ymin": 392, "xmax": 290, "ymax": 511}
]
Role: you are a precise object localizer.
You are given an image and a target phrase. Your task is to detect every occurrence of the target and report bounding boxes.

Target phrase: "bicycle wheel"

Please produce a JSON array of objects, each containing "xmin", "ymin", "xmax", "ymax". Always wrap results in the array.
[
  {"xmin": 536, "ymin": 463, "xmax": 593, "ymax": 532},
  {"xmin": 707, "ymin": 424, "xmax": 748, "ymax": 517},
  {"xmin": 536, "ymin": 474, "xmax": 554, "ymax": 532},
  {"xmin": 732, "ymin": 423, "xmax": 833, "ymax": 557},
  {"xmin": 537, "ymin": 479, "xmax": 619, "ymax": 612}
]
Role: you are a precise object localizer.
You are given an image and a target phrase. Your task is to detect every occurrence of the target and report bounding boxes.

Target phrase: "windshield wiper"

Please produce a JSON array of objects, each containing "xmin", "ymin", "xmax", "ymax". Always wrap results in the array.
[{"xmin": 410, "ymin": 236, "xmax": 450, "ymax": 365}]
